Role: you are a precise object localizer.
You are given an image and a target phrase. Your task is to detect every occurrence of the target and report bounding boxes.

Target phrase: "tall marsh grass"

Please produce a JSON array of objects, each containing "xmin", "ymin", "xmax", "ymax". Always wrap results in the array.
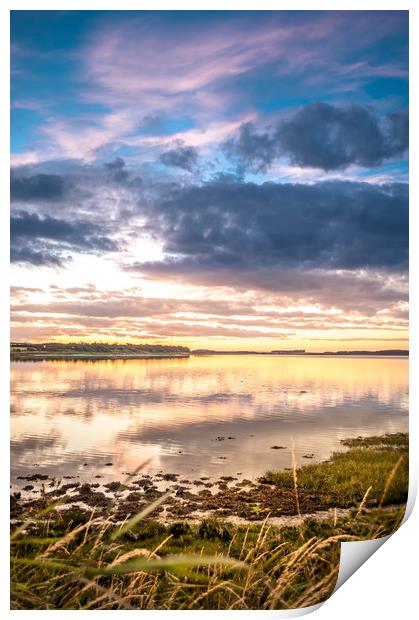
[
  {"xmin": 10, "ymin": 504, "xmax": 405, "ymax": 610},
  {"xmin": 10, "ymin": 433, "xmax": 408, "ymax": 610}
]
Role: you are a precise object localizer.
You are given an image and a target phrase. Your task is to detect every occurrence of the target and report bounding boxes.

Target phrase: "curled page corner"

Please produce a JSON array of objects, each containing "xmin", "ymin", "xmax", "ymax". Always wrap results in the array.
[
  {"xmin": 334, "ymin": 534, "xmax": 390, "ymax": 592},
  {"xmin": 333, "ymin": 475, "xmax": 415, "ymax": 594}
]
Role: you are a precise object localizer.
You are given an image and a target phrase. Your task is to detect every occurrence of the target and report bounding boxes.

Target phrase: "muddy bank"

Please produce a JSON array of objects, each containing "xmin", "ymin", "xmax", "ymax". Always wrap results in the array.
[
  {"xmin": 11, "ymin": 433, "xmax": 407, "ymax": 525},
  {"xmin": 10, "ymin": 470, "xmax": 390, "ymax": 524}
]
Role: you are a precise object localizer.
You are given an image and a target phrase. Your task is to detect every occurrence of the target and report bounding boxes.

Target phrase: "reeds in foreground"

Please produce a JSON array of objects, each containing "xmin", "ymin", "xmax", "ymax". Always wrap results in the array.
[{"xmin": 10, "ymin": 433, "xmax": 408, "ymax": 610}]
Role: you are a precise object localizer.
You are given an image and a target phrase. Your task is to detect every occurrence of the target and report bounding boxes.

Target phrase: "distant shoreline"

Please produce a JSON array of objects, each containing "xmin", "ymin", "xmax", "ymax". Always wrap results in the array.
[
  {"xmin": 192, "ymin": 349, "xmax": 409, "ymax": 357},
  {"xmin": 10, "ymin": 343, "xmax": 408, "ymax": 361}
]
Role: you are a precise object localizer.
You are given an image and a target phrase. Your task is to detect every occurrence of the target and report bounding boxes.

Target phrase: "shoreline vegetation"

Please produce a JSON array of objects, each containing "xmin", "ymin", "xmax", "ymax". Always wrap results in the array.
[
  {"xmin": 11, "ymin": 341, "xmax": 409, "ymax": 361},
  {"xmin": 11, "ymin": 433, "xmax": 408, "ymax": 610},
  {"xmin": 10, "ymin": 342, "xmax": 191, "ymax": 361}
]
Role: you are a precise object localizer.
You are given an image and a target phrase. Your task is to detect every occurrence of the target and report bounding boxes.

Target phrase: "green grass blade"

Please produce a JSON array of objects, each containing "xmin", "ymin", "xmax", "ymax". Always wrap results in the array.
[{"xmin": 86, "ymin": 554, "xmax": 244, "ymax": 577}]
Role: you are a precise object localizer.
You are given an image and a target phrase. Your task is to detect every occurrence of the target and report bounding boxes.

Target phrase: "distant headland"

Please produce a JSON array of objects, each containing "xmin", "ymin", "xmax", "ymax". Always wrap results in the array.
[{"xmin": 10, "ymin": 342, "xmax": 191, "ymax": 361}]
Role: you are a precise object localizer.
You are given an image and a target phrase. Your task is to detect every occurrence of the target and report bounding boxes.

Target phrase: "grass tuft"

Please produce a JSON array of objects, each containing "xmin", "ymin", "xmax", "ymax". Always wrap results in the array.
[
  {"xmin": 340, "ymin": 433, "xmax": 408, "ymax": 449},
  {"xmin": 262, "ymin": 433, "xmax": 408, "ymax": 507}
]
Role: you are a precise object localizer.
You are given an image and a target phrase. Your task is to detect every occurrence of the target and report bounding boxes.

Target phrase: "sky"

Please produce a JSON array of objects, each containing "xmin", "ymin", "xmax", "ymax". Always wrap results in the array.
[{"xmin": 10, "ymin": 10, "xmax": 409, "ymax": 351}]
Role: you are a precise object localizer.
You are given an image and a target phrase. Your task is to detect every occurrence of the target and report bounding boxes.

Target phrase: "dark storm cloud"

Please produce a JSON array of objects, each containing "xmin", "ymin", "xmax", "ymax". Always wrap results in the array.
[
  {"xmin": 11, "ymin": 173, "xmax": 65, "ymax": 201},
  {"xmin": 277, "ymin": 104, "xmax": 409, "ymax": 170},
  {"xmin": 11, "ymin": 211, "xmax": 117, "ymax": 251},
  {"xmin": 224, "ymin": 104, "xmax": 409, "ymax": 172},
  {"xmin": 104, "ymin": 157, "xmax": 129, "ymax": 182},
  {"xmin": 223, "ymin": 122, "xmax": 276, "ymax": 173},
  {"xmin": 134, "ymin": 179, "xmax": 407, "ymax": 274},
  {"xmin": 10, "ymin": 245, "xmax": 63, "ymax": 267},
  {"xmin": 159, "ymin": 145, "xmax": 199, "ymax": 172},
  {"xmin": 10, "ymin": 158, "xmax": 134, "ymax": 220},
  {"xmin": 11, "ymin": 210, "xmax": 119, "ymax": 266}
]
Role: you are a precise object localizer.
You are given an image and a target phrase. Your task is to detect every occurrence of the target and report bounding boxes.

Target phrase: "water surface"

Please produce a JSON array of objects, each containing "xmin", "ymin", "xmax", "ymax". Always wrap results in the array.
[{"xmin": 11, "ymin": 355, "xmax": 408, "ymax": 482}]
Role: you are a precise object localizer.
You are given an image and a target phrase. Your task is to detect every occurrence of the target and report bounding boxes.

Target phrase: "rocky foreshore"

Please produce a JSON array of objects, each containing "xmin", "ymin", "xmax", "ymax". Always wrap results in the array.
[
  {"xmin": 8, "ymin": 470, "xmax": 392, "ymax": 525},
  {"xmin": 11, "ymin": 433, "xmax": 408, "ymax": 526}
]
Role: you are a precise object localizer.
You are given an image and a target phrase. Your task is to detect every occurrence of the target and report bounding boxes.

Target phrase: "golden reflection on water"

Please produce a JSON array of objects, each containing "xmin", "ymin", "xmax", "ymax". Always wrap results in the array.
[{"xmin": 11, "ymin": 355, "xmax": 408, "ymax": 480}]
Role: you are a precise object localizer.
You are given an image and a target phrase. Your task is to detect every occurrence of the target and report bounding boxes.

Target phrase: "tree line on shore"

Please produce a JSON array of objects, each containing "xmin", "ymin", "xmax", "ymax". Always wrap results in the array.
[{"xmin": 11, "ymin": 342, "xmax": 190, "ymax": 354}]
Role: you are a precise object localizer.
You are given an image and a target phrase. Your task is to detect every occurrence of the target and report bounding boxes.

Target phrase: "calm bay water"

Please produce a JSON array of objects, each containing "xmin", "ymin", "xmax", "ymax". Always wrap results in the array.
[{"xmin": 11, "ymin": 355, "xmax": 408, "ymax": 483}]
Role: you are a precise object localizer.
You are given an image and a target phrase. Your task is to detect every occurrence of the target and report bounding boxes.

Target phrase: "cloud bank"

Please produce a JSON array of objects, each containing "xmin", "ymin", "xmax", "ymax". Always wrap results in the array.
[{"xmin": 132, "ymin": 179, "xmax": 407, "ymax": 274}]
